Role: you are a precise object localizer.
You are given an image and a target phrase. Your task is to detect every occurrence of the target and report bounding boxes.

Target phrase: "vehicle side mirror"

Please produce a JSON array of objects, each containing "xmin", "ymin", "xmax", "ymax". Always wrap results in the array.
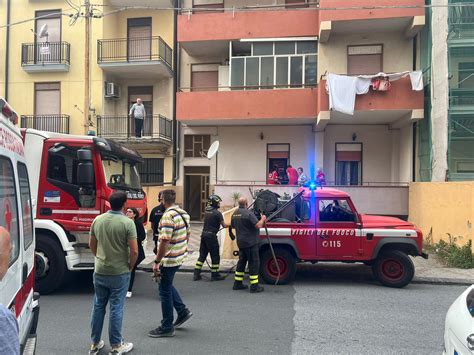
[{"xmin": 77, "ymin": 149, "xmax": 94, "ymax": 187}]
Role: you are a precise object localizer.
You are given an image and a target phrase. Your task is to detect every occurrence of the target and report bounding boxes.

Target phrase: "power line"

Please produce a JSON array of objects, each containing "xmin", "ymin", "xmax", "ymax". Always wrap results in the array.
[{"xmin": 0, "ymin": 9, "xmax": 76, "ymax": 29}]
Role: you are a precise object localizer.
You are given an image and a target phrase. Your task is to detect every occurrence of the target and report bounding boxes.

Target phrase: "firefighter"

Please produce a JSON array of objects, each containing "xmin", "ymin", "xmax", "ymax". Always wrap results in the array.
[
  {"xmin": 193, "ymin": 195, "xmax": 227, "ymax": 281},
  {"xmin": 229, "ymin": 197, "xmax": 267, "ymax": 293}
]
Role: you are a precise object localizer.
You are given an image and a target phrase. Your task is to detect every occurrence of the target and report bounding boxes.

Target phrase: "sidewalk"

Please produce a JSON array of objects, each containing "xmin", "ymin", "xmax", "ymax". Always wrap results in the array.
[{"xmin": 140, "ymin": 223, "xmax": 474, "ymax": 286}]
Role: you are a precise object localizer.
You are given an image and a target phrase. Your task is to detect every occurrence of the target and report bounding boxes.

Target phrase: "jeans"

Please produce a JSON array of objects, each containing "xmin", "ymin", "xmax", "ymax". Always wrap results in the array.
[
  {"xmin": 159, "ymin": 265, "xmax": 187, "ymax": 331},
  {"xmin": 91, "ymin": 272, "xmax": 130, "ymax": 346},
  {"xmin": 134, "ymin": 118, "xmax": 143, "ymax": 138}
]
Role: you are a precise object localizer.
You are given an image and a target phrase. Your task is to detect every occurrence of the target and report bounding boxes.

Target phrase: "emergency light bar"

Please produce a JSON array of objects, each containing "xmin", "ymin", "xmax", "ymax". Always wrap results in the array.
[{"xmin": 0, "ymin": 98, "xmax": 18, "ymax": 125}]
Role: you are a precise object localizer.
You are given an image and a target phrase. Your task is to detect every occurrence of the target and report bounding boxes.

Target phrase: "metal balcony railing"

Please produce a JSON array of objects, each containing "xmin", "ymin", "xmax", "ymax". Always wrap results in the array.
[
  {"xmin": 97, "ymin": 114, "xmax": 173, "ymax": 141},
  {"xmin": 97, "ymin": 36, "xmax": 172, "ymax": 68},
  {"xmin": 21, "ymin": 42, "xmax": 71, "ymax": 65},
  {"xmin": 20, "ymin": 115, "xmax": 70, "ymax": 134},
  {"xmin": 449, "ymin": 69, "xmax": 474, "ymax": 106}
]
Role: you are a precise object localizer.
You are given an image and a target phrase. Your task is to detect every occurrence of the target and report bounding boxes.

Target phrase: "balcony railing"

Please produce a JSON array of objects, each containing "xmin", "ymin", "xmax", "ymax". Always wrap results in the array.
[
  {"xmin": 97, "ymin": 114, "xmax": 172, "ymax": 141},
  {"xmin": 97, "ymin": 36, "xmax": 172, "ymax": 68},
  {"xmin": 21, "ymin": 42, "xmax": 71, "ymax": 65},
  {"xmin": 20, "ymin": 115, "xmax": 70, "ymax": 134}
]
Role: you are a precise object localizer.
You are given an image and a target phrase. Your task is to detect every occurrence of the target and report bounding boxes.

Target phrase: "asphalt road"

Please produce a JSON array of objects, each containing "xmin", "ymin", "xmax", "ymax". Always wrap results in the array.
[{"xmin": 36, "ymin": 269, "xmax": 466, "ymax": 355}]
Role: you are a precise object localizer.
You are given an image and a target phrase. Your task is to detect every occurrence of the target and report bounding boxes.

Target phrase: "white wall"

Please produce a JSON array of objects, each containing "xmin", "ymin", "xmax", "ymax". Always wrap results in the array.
[
  {"xmin": 323, "ymin": 124, "xmax": 393, "ymax": 184},
  {"xmin": 399, "ymin": 124, "xmax": 413, "ymax": 183}
]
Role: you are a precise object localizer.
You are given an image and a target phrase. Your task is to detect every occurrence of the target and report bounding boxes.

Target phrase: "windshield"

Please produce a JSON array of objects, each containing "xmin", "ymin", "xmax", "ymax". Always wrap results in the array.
[{"xmin": 102, "ymin": 159, "xmax": 141, "ymax": 191}]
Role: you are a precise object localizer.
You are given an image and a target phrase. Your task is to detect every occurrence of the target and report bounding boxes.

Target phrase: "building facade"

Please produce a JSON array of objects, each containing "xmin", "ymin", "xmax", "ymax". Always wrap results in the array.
[
  {"xmin": 0, "ymin": 0, "xmax": 175, "ymax": 190},
  {"xmin": 419, "ymin": 0, "xmax": 474, "ymax": 181},
  {"xmin": 177, "ymin": 0, "xmax": 425, "ymax": 219}
]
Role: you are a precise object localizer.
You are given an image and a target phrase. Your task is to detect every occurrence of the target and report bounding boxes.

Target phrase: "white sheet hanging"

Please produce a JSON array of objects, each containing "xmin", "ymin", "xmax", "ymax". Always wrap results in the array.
[
  {"xmin": 409, "ymin": 70, "xmax": 424, "ymax": 91},
  {"xmin": 326, "ymin": 73, "xmax": 358, "ymax": 115}
]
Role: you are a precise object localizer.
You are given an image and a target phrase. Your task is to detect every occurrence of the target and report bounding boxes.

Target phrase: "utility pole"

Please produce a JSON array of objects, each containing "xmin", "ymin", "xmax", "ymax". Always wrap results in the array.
[{"xmin": 84, "ymin": 0, "xmax": 91, "ymax": 134}]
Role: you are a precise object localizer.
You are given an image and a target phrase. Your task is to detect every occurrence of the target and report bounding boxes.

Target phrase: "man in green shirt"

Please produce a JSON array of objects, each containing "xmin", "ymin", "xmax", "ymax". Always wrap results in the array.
[{"xmin": 88, "ymin": 191, "xmax": 138, "ymax": 355}]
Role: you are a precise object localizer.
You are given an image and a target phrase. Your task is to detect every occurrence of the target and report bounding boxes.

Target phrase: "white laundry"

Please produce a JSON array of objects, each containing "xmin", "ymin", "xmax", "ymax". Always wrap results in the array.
[
  {"xmin": 409, "ymin": 70, "xmax": 424, "ymax": 91},
  {"xmin": 326, "ymin": 73, "xmax": 358, "ymax": 115},
  {"xmin": 355, "ymin": 78, "xmax": 372, "ymax": 94}
]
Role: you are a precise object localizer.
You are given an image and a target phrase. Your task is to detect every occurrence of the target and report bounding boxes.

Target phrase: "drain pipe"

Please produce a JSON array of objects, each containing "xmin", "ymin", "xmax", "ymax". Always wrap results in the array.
[
  {"xmin": 172, "ymin": 0, "xmax": 180, "ymax": 185},
  {"xmin": 4, "ymin": 0, "xmax": 11, "ymax": 101}
]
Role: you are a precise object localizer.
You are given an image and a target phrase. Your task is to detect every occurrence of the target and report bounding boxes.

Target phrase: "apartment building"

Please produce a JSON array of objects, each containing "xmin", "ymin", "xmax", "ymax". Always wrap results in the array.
[
  {"xmin": 0, "ymin": 0, "xmax": 175, "ymax": 189},
  {"xmin": 419, "ymin": 0, "xmax": 474, "ymax": 181},
  {"xmin": 176, "ymin": 0, "xmax": 425, "ymax": 219}
]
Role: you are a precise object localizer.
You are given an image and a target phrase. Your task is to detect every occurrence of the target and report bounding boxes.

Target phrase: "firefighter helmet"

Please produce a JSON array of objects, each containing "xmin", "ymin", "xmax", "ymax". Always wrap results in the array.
[{"xmin": 207, "ymin": 194, "xmax": 222, "ymax": 208}]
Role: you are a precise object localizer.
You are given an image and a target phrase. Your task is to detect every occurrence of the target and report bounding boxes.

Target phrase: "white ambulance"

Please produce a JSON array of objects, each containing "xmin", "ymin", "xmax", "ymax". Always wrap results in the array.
[{"xmin": 0, "ymin": 98, "xmax": 39, "ymax": 354}]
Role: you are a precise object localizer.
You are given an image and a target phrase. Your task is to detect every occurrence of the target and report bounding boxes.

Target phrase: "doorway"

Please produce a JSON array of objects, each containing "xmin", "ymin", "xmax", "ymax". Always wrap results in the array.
[
  {"xmin": 127, "ymin": 17, "xmax": 152, "ymax": 61},
  {"xmin": 128, "ymin": 86, "xmax": 153, "ymax": 136},
  {"xmin": 184, "ymin": 166, "xmax": 210, "ymax": 221}
]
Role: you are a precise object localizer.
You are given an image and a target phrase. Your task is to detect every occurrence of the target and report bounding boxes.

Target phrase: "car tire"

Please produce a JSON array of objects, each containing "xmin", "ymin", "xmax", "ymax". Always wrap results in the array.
[
  {"xmin": 35, "ymin": 234, "xmax": 67, "ymax": 294},
  {"xmin": 372, "ymin": 250, "xmax": 414, "ymax": 288},
  {"xmin": 260, "ymin": 247, "xmax": 296, "ymax": 285}
]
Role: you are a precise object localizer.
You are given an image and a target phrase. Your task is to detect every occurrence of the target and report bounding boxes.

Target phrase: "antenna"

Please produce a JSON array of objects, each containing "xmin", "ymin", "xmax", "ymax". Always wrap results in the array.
[
  {"xmin": 207, "ymin": 141, "xmax": 219, "ymax": 159},
  {"xmin": 38, "ymin": 24, "xmax": 49, "ymax": 39}
]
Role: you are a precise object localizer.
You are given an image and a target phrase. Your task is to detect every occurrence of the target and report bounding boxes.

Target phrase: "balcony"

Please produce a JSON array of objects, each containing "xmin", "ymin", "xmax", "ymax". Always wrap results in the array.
[
  {"xmin": 97, "ymin": 36, "xmax": 173, "ymax": 79},
  {"xmin": 97, "ymin": 114, "xmax": 173, "ymax": 148},
  {"xmin": 20, "ymin": 115, "xmax": 70, "ymax": 134},
  {"xmin": 178, "ymin": 10, "xmax": 319, "ymax": 56},
  {"xmin": 318, "ymin": 0, "xmax": 425, "ymax": 42},
  {"xmin": 177, "ymin": 86, "xmax": 318, "ymax": 125},
  {"xmin": 317, "ymin": 77, "xmax": 424, "ymax": 129},
  {"xmin": 21, "ymin": 42, "xmax": 70, "ymax": 72}
]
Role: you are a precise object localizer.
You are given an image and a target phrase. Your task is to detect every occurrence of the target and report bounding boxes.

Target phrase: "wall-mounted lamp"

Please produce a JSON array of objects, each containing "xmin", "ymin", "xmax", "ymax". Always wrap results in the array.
[
  {"xmin": 352, "ymin": 133, "xmax": 357, "ymax": 141},
  {"xmin": 260, "ymin": 132, "xmax": 264, "ymax": 140}
]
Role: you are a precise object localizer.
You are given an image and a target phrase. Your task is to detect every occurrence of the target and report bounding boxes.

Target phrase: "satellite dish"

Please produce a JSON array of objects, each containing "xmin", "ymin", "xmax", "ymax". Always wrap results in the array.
[
  {"xmin": 207, "ymin": 141, "xmax": 219, "ymax": 159},
  {"xmin": 38, "ymin": 24, "xmax": 49, "ymax": 38}
]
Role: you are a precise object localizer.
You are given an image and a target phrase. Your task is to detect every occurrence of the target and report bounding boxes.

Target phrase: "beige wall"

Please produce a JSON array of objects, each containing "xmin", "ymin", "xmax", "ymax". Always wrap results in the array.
[
  {"xmin": 409, "ymin": 182, "xmax": 474, "ymax": 253},
  {"xmin": 179, "ymin": 50, "xmax": 228, "ymax": 90},
  {"xmin": 318, "ymin": 32, "xmax": 415, "ymax": 78}
]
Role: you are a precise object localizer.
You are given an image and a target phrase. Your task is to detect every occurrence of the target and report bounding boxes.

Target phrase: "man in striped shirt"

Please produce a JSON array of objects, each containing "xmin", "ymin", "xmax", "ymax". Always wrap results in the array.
[{"xmin": 148, "ymin": 189, "xmax": 193, "ymax": 338}]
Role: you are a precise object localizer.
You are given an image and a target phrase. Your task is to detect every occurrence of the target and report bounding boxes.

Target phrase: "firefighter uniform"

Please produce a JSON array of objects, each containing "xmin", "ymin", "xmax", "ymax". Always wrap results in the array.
[
  {"xmin": 194, "ymin": 196, "xmax": 226, "ymax": 281},
  {"xmin": 230, "ymin": 208, "xmax": 264, "ymax": 293}
]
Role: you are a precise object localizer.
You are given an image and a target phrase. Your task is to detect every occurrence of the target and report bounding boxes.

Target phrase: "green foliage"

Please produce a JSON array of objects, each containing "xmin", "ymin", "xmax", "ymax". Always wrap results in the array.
[
  {"xmin": 231, "ymin": 192, "xmax": 241, "ymax": 207},
  {"xmin": 424, "ymin": 233, "xmax": 474, "ymax": 269}
]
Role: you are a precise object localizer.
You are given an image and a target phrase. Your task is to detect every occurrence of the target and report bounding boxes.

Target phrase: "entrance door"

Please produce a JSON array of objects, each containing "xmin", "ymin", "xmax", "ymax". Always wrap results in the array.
[
  {"xmin": 128, "ymin": 86, "xmax": 153, "ymax": 137},
  {"xmin": 184, "ymin": 166, "xmax": 210, "ymax": 221},
  {"xmin": 127, "ymin": 18, "xmax": 152, "ymax": 61}
]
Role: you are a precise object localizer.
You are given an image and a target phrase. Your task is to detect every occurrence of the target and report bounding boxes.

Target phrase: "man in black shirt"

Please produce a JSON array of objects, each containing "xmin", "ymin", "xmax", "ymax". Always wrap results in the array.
[
  {"xmin": 149, "ymin": 192, "xmax": 166, "ymax": 254},
  {"xmin": 229, "ymin": 197, "xmax": 266, "ymax": 293},
  {"xmin": 194, "ymin": 195, "xmax": 227, "ymax": 281}
]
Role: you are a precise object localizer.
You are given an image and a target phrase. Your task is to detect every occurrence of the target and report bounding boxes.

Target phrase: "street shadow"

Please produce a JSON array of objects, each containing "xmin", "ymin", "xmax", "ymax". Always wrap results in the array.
[{"xmin": 294, "ymin": 263, "xmax": 378, "ymax": 287}]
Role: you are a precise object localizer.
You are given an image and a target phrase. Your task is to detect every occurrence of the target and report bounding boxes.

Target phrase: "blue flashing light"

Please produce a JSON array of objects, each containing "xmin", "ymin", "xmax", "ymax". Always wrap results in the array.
[{"xmin": 308, "ymin": 182, "xmax": 317, "ymax": 191}]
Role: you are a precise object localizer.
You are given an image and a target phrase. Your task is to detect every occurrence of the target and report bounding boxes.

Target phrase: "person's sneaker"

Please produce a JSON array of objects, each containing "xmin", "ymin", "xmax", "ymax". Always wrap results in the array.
[
  {"xmin": 148, "ymin": 327, "xmax": 175, "ymax": 338},
  {"xmin": 126, "ymin": 291, "xmax": 132, "ymax": 298},
  {"xmin": 109, "ymin": 341, "xmax": 133, "ymax": 354},
  {"xmin": 174, "ymin": 309, "xmax": 193, "ymax": 328},
  {"xmin": 232, "ymin": 282, "xmax": 249, "ymax": 290},
  {"xmin": 250, "ymin": 285, "xmax": 264, "ymax": 293},
  {"xmin": 89, "ymin": 340, "xmax": 104, "ymax": 354}
]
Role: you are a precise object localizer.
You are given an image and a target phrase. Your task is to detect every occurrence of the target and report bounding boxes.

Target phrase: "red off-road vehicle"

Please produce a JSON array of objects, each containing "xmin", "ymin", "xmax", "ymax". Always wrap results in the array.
[{"xmin": 255, "ymin": 187, "xmax": 428, "ymax": 288}]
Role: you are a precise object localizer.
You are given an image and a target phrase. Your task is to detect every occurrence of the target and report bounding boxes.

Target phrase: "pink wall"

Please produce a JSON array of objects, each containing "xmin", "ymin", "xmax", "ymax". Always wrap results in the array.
[
  {"xmin": 177, "ymin": 88, "xmax": 318, "ymax": 121},
  {"xmin": 319, "ymin": 0, "xmax": 425, "ymax": 22},
  {"xmin": 178, "ymin": 10, "xmax": 319, "ymax": 42}
]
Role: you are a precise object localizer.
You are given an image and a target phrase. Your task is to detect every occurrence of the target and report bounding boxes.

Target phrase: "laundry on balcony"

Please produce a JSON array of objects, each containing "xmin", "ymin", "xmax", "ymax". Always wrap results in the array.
[{"xmin": 325, "ymin": 70, "xmax": 423, "ymax": 115}]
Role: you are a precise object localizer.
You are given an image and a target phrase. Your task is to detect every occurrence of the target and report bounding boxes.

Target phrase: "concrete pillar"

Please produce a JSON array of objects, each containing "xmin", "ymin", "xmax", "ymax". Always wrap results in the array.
[
  {"xmin": 314, "ymin": 130, "xmax": 325, "ymax": 181},
  {"xmin": 391, "ymin": 129, "xmax": 400, "ymax": 183},
  {"xmin": 430, "ymin": 0, "xmax": 449, "ymax": 181}
]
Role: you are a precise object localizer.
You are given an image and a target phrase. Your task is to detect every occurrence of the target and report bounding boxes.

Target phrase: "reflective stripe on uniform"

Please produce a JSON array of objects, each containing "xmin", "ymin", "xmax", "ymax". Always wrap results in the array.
[
  {"xmin": 195, "ymin": 261, "xmax": 204, "ymax": 269},
  {"xmin": 234, "ymin": 276, "xmax": 244, "ymax": 281},
  {"xmin": 211, "ymin": 264, "xmax": 219, "ymax": 271},
  {"xmin": 235, "ymin": 271, "xmax": 244, "ymax": 276},
  {"xmin": 249, "ymin": 275, "xmax": 259, "ymax": 284}
]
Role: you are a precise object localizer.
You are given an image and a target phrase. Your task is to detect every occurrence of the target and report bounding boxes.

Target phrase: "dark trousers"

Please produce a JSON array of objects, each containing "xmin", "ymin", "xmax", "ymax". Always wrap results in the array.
[
  {"xmin": 195, "ymin": 233, "xmax": 220, "ymax": 273},
  {"xmin": 134, "ymin": 118, "xmax": 143, "ymax": 138},
  {"xmin": 234, "ymin": 244, "xmax": 260, "ymax": 285},
  {"xmin": 159, "ymin": 265, "xmax": 187, "ymax": 331}
]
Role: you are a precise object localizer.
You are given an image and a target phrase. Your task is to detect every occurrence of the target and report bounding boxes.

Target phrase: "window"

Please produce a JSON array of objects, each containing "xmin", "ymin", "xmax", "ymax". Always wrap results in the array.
[
  {"xmin": 285, "ymin": 0, "xmax": 310, "ymax": 8},
  {"xmin": 18, "ymin": 163, "xmax": 34, "ymax": 250},
  {"xmin": 47, "ymin": 151, "xmax": 77, "ymax": 185},
  {"xmin": 191, "ymin": 64, "xmax": 219, "ymax": 92},
  {"xmin": 35, "ymin": 82, "xmax": 60, "ymax": 116},
  {"xmin": 193, "ymin": 0, "xmax": 224, "ymax": 12},
  {"xmin": 319, "ymin": 199, "xmax": 356, "ymax": 222},
  {"xmin": 184, "ymin": 135, "xmax": 211, "ymax": 158},
  {"xmin": 0, "ymin": 157, "xmax": 20, "ymax": 266},
  {"xmin": 127, "ymin": 18, "xmax": 152, "ymax": 60},
  {"xmin": 230, "ymin": 40, "xmax": 318, "ymax": 90},
  {"xmin": 267, "ymin": 144, "xmax": 290, "ymax": 184},
  {"xmin": 36, "ymin": 10, "xmax": 61, "ymax": 43},
  {"xmin": 137, "ymin": 158, "xmax": 164, "ymax": 184},
  {"xmin": 335, "ymin": 143, "xmax": 362, "ymax": 185},
  {"xmin": 347, "ymin": 45, "xmax": 383, "ymax": 75}
]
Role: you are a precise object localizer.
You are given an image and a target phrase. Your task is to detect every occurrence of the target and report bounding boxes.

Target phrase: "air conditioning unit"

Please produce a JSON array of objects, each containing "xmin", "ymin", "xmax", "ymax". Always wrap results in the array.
[{"xmin": 105, "ymin": 82, "xmax": 120, "ymax": 98}]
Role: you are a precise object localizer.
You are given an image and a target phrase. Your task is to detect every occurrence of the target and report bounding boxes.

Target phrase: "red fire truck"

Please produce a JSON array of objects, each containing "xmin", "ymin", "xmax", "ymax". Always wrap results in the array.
[
  {"xmin": 255, "ymin": 187, "xmax": 428, "ymax": 288},
  {"xmin": 21, "ymin": 129, "xmax": 147, "ymax": 294}
]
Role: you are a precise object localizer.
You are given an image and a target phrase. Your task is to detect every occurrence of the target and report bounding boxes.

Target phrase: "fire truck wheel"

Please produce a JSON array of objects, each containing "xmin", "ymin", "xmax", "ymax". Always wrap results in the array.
[
  {"xmin": 260, "ymin": 247, "xmax": 296, "ymax": 285},
  {"xmin": 35, "ymin": 235, "xmax": 67, "ymax": 294},
  {"xmin": 372, "ymin": 250, "xmax": 414, "ymax": 288}
]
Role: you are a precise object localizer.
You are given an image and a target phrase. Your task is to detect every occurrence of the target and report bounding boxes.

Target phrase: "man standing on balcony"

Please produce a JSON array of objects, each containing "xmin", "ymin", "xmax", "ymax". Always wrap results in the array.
[{"xmin": 129, "ymin": 98, "xmax": 146, "ymax": 138}]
